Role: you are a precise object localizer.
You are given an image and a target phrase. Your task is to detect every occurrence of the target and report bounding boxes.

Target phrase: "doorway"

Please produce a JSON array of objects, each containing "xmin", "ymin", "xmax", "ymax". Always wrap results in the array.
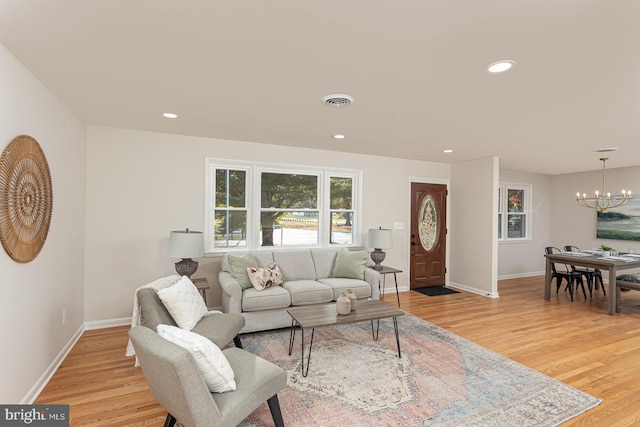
[{"xmin": 410, "ymin": 182, "xmax": 447, "ymax": 288}]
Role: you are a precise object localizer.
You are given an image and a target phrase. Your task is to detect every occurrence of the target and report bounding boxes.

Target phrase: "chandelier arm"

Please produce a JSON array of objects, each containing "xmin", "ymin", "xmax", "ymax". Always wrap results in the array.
[
  {"xmin": 576, "ymin": 156, "xmax": 631, "ymax": 213},
  {"xmin": 601, "ymin": 158, "xmax": 607, "ymax": 197}
]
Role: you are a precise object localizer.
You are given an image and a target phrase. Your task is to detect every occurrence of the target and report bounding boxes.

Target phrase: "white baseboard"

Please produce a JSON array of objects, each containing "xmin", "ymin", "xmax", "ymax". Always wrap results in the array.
[
  {"xmin": 22, "ymin": 324, "xmax": 85, "ymax": 404},
  {"xmin": 448, "ymin": 282, "xmax": 500, "ymax": 298},
  {"xmin": 381, "ymin": 285, "xmax": 409, "ymax": 295},
  {"xmin": 84, "ymin": 317, "xmax": 131, "ymax": 330},
  {"xmin": 82, "ymin": 307, "xmax": 224, "ymax": 331},
  {"xmin": 498, "ymin": 270, "xmax": 545, "ymax": 280}
]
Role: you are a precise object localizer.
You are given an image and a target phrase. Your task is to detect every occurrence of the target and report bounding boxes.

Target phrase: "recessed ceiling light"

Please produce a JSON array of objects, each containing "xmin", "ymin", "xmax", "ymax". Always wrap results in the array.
[
  {"xmin": 594, "ymin": 148, "xmax": 618, "ymax": 153},
  {"xmin": 333, "ymin": 134, "xmax": 346, "ymax": 139},
  {"xmin": 443, "ymin": 149, "xmax": 454, "ymax": 153},
  {"xmin": 162, "ymin": 113, "xmax": 178, "ymax": 119},
  {"xmin": 488, "ymin": 60, "xmax": 515, "ymax": 73}
]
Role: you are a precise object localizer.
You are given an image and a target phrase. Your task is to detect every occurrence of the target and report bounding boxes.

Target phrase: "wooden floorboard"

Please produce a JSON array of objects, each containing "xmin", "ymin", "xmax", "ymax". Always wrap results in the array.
[{"xmin": 35, "ymin": 276, "xmax": 640, "ymax": 426}]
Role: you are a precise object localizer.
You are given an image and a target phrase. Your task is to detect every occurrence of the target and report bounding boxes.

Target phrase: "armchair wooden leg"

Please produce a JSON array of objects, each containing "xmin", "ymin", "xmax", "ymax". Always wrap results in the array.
[
  {"xmin": 267, "ymin": 394, "xmax": 285, "ymax": 427},
  {"xmin": 233, "ymin": 335, "xmax": 243, "ymax": 349},
  {"xmin": 163, "ymin": 413, "xmax": 177, "ymax": 427}
]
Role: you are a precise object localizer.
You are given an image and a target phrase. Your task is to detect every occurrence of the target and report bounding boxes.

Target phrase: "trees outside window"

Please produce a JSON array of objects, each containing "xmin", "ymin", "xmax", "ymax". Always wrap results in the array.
[
  {"xmin": 330, "ymin": 176, "xmax": 354, "ymax": 244},
  {"xmin": 498, "ymin": 183, "xmax": 532, "ymax": 241},
  {"xmin": 205, "ymin": 159, "xmax": 361, "ymax": 252},
  {"xmin": 213, "ymin": 168, "xmax": 248, "ymax": 248},
  {"xmin": 260, "ymin": 172, "xmax": 319, "ymax": 247}
]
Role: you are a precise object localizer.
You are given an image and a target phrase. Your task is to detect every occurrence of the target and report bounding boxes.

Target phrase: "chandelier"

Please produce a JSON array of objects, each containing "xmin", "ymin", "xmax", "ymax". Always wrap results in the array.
[{"xmin": 576, "ymin": 157, "xmax": 631, "ymax": 213}]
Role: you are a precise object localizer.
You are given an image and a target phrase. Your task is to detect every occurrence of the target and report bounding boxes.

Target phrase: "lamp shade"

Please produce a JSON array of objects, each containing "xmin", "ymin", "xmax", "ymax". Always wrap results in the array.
[
  {"xmin": 168, "ymin": 229, "xmax": 204, "ymax": 259},
  {"xmin": 367, "ymin": 228, "xmax": 392, "ymax": 249}
]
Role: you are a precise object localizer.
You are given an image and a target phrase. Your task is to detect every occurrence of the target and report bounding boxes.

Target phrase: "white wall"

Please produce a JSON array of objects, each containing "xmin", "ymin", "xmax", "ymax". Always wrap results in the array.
[
  {"xmin": 449, "ymin": 157, "xmax": 499, "ymax": 297},
  {"xmin": 84, "ymin": 126, "xmax": 451, "ymax": 321},
  {"xmin": 0, "ymin": 44, "xmax": 86, "ymax": 403},
  {"xmin": 498, "ymin": 169, "xmax": 552, "ymax": 278},
  {"xmin": 550, "ymin": 165, "xmax": 640, "ymax": 256}
]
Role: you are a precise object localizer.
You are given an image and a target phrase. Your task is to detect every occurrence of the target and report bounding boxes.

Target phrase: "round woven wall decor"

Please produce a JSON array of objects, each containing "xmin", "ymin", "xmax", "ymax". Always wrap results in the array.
[{"xmin": 0, "ymin": 135, "xmax": 53, "ymax": 263}]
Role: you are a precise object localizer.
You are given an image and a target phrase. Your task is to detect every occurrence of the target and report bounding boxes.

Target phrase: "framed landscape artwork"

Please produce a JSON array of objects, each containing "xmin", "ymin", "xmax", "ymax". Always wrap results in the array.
[{"xmin": 596, "ymin": 197, "xmax": 640, "ymax": 241}]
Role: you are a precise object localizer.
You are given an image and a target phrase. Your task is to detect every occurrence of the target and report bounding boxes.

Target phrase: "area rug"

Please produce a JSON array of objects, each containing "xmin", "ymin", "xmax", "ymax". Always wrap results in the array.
[
  {"xmin": 239, "ymin": 312, "xmax": 600, "ymax": 427},
  {"xmin": 413, "ymin": 285, "xmax": 460, "ymax": 296}
]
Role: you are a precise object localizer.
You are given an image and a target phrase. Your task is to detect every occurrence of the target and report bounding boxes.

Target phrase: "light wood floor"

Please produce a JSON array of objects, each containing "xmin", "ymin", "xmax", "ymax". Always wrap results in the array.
[{"xmin": 36, "ymin": 276, "xmax": 640, "ymax": 426}]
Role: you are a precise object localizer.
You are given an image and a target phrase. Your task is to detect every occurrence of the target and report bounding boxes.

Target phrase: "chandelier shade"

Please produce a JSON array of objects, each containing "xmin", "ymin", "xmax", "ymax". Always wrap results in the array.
[{"xmin": 576, "ymin": 157, "xmax": 631, "ymax": 213}]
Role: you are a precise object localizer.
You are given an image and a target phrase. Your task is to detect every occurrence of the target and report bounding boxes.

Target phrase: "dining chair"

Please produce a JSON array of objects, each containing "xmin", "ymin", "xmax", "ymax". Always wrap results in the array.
[
  {"xmin": 544, "ymin": 247, "xmax": 587, "ymax": 301},
  {"xmin": 563, "ymin": 245, "xmax": 605, "ymax": 298}
]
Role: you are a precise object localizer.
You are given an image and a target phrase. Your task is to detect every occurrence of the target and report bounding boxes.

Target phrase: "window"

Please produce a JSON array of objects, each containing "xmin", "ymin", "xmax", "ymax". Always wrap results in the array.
[
  {"xmin": 205, "ymin": 159, "xmax": 361, "ymax": 253},
  {"xmin": 329, "ymin": 176, "xmax": 354, "ymax": 245},
  {"xmin": 213, "ymin": 167, "xmax": 249, "ymax": 249},
  {"xmin": 260, "ymin": 171, "xmax": 319, "ymax": 247},
  {"xmin": 498, "ymin": 183, "xmax": 532, "ymax": 241}
]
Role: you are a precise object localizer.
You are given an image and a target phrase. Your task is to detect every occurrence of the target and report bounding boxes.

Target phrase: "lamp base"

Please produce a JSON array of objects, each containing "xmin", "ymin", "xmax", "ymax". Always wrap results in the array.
[
  {"xmin": 370, "ymin": 249, "xmax": 386, "ymax": 270},
  {"xmin": 175, "ymin": 258, "xmax": 198, "ymax": 278}
]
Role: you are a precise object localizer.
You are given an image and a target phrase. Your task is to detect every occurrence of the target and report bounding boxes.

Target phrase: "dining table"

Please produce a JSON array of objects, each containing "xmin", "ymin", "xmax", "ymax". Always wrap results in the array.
[{"xmin": 544, "ymin": 250, "xmax": 640, "ymax": 314}]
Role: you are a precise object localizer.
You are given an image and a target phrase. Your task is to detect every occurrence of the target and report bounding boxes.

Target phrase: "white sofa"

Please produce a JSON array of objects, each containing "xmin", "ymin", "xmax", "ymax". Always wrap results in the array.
[{"xmin": 219, "ymin": 248, "xmax": 381, "ymax": 333}]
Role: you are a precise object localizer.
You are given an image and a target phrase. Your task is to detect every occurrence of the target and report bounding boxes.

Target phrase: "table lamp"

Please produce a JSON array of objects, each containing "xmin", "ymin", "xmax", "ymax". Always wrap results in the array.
[
  {"xmin": 167, "ymin": 228, "xmax": 204, "ymax": 278},
  {"xmin": 368, "ymin": 227, "xmax": 392, "ymax": 270}
]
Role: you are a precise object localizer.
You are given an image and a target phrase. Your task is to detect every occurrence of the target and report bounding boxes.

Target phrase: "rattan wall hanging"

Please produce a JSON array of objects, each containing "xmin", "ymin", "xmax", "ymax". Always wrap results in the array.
[{"xmin": 0, "ymin": 135, "xmax": 53, "ymax": 263}]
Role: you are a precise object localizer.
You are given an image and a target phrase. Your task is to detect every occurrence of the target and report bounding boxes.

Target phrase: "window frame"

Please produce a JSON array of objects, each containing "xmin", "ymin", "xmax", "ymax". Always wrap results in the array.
[
  {"xmin": 498, "ymin": 182, "xmax": 532, "ymax": 242},
  {"xmin": 204, "ymin": 158, "xmax": 362, "ymax": 253}
]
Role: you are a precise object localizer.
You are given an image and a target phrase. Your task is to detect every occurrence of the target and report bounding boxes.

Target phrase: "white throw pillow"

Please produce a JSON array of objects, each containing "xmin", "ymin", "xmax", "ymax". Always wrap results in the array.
[
  {"xmin": 157, "ymin": 276, "xmax": 208, "ymax": 330},
  {"xmin": 157, "ymin": 325, "xmax": 236, "ymax": 393}
]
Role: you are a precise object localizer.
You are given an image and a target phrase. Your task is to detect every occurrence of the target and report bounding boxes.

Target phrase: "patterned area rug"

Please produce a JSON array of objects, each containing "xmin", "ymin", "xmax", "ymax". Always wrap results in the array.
[{"xmin": 239, "ymin": 312, "xmax": 601, "ymax": 426}]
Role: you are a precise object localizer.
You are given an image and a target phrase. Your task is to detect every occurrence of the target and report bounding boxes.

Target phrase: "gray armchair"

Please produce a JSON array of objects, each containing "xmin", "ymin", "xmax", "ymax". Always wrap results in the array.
[
  {"xmin": 137, "ymin": 288, "xmax": 245, "ymax": 348},
  {"xmin": 128, "ymin": 325, "xmax": 286, "ymax": 427}
]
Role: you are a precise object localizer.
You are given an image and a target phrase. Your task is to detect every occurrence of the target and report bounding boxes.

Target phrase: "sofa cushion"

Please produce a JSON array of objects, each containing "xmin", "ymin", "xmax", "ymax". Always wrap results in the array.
[
  {"xmin": 242, "ymin": 286, "xmax": 291, "ymax": 312},
  {"xmin": 253, "ymin": 252, "xmax": 276, "ymax": 268},
  {"xmin": 273, "ymin": 250, "xmax": 316, "ymax": 281},
  {"xmin": 311, "ymin": 249, "xmax": 339, "ymax": 280},
  {"xmin": 318, "ymin": 278, "xmax": 373, "ymax": 300},
  {"xmin": 283, "ymin": 280, "xmax": 333, "ymax": 305},
  {"xmin": 228, "ymin": 253, "xmax": 258, "ymax": 290},
  {"xmin": 332, "ymin": 249, "xmax": 368, "ymax": 280},
  {"xmin": 156, "ymin": 276, "xmax": 208, "ymax": 330}
]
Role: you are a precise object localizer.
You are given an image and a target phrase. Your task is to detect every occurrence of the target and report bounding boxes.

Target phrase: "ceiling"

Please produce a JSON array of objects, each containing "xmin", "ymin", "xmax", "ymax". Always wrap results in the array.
[{"xmin": 0, "ymin": 0, "xmax": 638, "ymax": 175}]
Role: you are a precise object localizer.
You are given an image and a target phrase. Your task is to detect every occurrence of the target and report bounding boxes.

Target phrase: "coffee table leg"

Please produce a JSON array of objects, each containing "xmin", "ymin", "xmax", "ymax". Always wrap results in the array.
[
  {"xmin": 393, "ymin": 316, "xmax": 401, "ymax": 358},
  {"xmin": 301, "ymin": 328, "xmax": 315, "ymax": 377},
  {"xmin": 288, "ymin": 318, "xmax": 298, "ymax": 355},
  {"xmin": 371, "ymin": 319, "xmax": 380, "ymax": 340}
]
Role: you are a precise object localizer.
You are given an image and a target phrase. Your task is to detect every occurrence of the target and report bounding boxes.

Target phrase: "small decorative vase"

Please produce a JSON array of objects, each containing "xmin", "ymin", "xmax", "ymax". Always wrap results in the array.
[
  {"xmin": 336, "ymin": 292, "xmax": 351, "ymax": 315},
  {"xmin": 603, "ymin": 250, "xmax": 611, "ymax": 257},
  {"xmin": 346, "ymin": 289, "xmax": 357, "ymax": 311}
]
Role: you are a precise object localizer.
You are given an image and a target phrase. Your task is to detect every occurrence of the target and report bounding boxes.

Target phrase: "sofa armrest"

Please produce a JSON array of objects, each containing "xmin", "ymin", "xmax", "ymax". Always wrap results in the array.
[
  {"xmin": 218, "ymin": 271, "xmax": 243, "ymax": 314},
  {"xmin": 364, "ymin": 267, "xmax": 381, "ymax": 300}
]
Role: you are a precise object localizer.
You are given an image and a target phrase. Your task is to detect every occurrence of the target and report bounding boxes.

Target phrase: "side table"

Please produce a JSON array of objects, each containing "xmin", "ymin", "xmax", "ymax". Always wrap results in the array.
[
  {"xmin": 192, "ymin": 277, "xmax": 209, "ymax": 306},
  {"xmin": 376, "ymin": 266, "xmax": 402, "ymax": 307}
]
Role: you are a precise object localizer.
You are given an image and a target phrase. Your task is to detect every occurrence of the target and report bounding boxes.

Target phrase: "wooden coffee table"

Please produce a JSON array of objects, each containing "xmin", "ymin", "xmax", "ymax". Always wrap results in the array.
[{"xmin": 287, "ymin": 300, "xmax": 404, "ymax": 377}]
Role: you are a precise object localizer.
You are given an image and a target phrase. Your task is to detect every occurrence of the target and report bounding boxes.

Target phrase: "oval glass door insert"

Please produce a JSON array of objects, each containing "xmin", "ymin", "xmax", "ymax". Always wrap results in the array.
[{"xmin": 418, "ymin": 195, "xmax": 438, "ymax": 252}]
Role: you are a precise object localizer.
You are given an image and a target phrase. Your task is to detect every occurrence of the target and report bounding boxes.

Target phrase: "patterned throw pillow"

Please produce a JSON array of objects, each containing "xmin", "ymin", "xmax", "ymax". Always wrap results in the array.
[{"xmin": 247, "ymin": 263, "xmax": 284, "ymax": 291}]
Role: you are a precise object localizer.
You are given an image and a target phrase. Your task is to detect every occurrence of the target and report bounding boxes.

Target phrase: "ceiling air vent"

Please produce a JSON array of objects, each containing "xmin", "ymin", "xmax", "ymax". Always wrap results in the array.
[{"xmin": 321, "ymin": 94, "xmax": 354, "ymax": 107}]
